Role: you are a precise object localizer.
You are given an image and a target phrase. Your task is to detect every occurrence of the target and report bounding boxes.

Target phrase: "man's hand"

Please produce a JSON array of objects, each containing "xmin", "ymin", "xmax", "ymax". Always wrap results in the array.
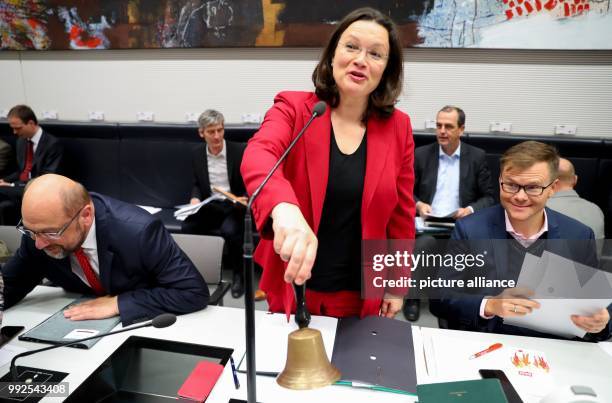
[
  {"xmin": 189, "ymin": 197, "xmax": 201, "ymax": 205},
  {"xmin": 63, "ymin": 296, "xmax": 119, "ymax": 321},
  {"xmin": 271, "ymin": 202, "xmax": 318, "ymax": 285},
  {"xmin": 484, "ymin": 288, "xmax": 540, "ymax": 318},
  {"xmin": 572, "ymin": 308, "xmax": 610, "ymax": 334},
  {"xmin": 0, "ymin": 179, "xmax": 11, "ymax": 187},
  {"xmin": 416, "ymin": 201, "xmax": 432, "ymax": 218},
  {"xmin": 380, "ymin": 293, "xmax": 403, "ymax": 318},
  {"xmin": 454, "ymin": 207, "xmax": 473, "ymax": 219}
]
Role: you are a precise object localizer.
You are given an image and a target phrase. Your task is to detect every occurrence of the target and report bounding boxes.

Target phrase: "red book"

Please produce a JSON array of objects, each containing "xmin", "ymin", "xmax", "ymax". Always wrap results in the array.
[{"xmin": 177, "ymin": 361, "xmax": 224, "ymax": 402}]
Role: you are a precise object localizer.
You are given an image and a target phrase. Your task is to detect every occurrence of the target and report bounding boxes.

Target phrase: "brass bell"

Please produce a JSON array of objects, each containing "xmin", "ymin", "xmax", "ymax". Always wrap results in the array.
[{"xmin": 277, "ymin": 327, "xmax": 341, "ymax": 390}]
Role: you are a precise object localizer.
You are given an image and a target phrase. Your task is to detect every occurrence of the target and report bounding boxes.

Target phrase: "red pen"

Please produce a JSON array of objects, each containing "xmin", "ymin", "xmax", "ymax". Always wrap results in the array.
[{"xmin": 468, "ymin": 342, "xmax": 503, "ymax": 359}]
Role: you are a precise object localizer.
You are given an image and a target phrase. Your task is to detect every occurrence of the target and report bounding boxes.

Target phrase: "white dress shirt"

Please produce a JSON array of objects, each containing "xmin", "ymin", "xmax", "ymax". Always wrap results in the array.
[
  {"xmin": 206, "ymin": 140, "xmax": 231, "ymax": 193},
  {"xmin": 431, "ymin": 144, "xmax": 461, "ymax": 216}
]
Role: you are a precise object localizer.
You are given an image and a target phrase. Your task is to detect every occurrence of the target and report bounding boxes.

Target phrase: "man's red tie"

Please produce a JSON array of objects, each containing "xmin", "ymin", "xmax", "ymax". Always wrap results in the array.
[
  {"xmin": 19, "ymin": 141, "xmax": 34, "ymax": 182},
  {"xmin": 74, "ymin": 247, "xmax": 105, "ymax": 296}
]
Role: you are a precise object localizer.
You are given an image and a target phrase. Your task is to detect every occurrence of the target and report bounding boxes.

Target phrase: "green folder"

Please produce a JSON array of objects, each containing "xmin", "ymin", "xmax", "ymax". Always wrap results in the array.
[{"xmin": 417, "ymin": 379, "xmax": 509, "ymax": 403}]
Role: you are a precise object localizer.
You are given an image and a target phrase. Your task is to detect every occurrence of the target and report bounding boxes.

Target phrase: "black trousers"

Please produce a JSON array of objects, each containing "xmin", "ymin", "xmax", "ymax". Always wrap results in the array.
[{"xmin": 182, "ymin": 200, "xmax": 245, "ymax": 277}]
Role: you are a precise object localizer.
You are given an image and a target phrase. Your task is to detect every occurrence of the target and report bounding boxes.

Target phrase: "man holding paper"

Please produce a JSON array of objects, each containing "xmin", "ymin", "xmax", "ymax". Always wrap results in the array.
[
  {"xmin": 430, "ymin": 141, "xmax": 611, "ymax": 340},
  {"xmin": 413, "ymin": 105, "xmax": 494, "ymax": 219},
  {"xmin": 407, "ymin": 106, "xmax": 495, "ymax": 320},
  {"xmin": 184, "ymin": 109, "xmax": 248, "ymax": 298},
  {"xmin": 2, "ymin": 174, "xmax": 209, "ymax": 326}
]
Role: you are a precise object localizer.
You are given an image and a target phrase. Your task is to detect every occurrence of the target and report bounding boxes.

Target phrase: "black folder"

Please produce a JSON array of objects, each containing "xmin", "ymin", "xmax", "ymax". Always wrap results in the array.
[{"xmin": 331, "ymin": 316, "xmax": 417, "ymax": 394}]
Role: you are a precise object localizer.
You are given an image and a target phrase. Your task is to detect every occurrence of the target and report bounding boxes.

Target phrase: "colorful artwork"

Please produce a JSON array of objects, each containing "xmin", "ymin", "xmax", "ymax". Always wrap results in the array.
[{"xmin": 1, "ymin": 0, "xmax": 611, "ymax": 50}]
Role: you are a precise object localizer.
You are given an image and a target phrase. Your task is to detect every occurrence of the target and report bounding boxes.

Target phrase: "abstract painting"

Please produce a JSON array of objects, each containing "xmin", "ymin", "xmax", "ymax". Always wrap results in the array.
[{"xmin": 1, "ymin": 0, "xmax": 611, "ymax": 50}]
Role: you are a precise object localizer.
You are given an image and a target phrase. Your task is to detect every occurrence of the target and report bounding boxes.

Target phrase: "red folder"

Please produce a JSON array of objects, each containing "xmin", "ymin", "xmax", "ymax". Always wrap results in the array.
[{"xmin": 177, "ymin": 360, "xmax": 224, "ymax": 402}]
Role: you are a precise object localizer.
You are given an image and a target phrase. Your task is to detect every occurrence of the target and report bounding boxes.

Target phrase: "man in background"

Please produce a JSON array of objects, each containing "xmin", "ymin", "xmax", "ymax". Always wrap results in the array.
[
  {"xmin": 184, "ymin": 109, "xmax": 248, "ymax": 298},
  {"xmin": 547, "ymin": 157, "xmax": 605, "ymax": 240},
  {"xmin": 0, "ymin": 105, "xmax": 63, "ymax": 224},
  {"xmin": 406, "ymin": 105, "xmax": 494, "ymax": 321}
]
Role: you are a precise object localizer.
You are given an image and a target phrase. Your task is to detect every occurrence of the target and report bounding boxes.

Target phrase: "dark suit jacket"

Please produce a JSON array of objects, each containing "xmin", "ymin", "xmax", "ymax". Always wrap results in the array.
[
  {"xmin": 2, "ymin": 193, "xmax": 209, "ymax": 325},
  {"xmin": 430, "ymin": 204, "xmax": 611, "ymax": 340},
  {"xmin": 190, "ymin": 141, "xmax": 246, "ymax": 200},
  {"xmin": 414, "ymin": 142, "xmax": 494, "ymax": 211},
  {"xmin": 3, "ymin": 130, "xmax": 63, "ymax": 184}
]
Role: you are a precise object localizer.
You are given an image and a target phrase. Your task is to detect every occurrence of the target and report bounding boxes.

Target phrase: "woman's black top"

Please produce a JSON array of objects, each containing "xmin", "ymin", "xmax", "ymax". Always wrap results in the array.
[{"xmin": 308, "ymin": 129, "xmax": 367, "ymax": 292}]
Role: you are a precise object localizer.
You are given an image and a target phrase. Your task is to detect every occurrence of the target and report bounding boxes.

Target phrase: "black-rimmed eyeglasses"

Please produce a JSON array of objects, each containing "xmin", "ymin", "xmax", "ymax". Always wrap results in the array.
[
  {"xmin": 16, "ymin": 206, "xmax": 85, "ymax": 241},
  {"xmin": 500, "ymin": 180, "xmax": 555, "ymax": 196}
]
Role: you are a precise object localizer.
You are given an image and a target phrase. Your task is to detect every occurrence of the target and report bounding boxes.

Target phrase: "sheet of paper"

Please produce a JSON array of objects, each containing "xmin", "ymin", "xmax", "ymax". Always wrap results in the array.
[
  {"xmin": 237, "ymin": 312, "xmax": 338, "ymax": 375},
  {"xmin": 507, "ymin": 251, "xmax": 612, "ymax": 338},
  {"xmin": 0, "ymin": 344, "xmax": 27, "ymax": 367},
  {"xmin": 174, "ymin": 194, "xmax": 224, "ymax": 221},
  {"xmin": 137, "ymin": 205, "xmax": 162, "ymax": 215},
  {"xmin": 63, "ymin": 328, "xmax": 99, "ymax": 340},
  {"xmin": 505, "ymin": 347, "xmax": 553, "ymax": 398}
]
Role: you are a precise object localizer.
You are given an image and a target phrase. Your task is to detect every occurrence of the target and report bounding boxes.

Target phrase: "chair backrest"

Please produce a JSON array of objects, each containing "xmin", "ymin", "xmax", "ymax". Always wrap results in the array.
[
  {"xmin": 0, "ymin": 225, "xmax": 23, "ymax": 254},
  {"xmin": 171, "ymin": 233, "xmax": 225, "ymax": 284}
]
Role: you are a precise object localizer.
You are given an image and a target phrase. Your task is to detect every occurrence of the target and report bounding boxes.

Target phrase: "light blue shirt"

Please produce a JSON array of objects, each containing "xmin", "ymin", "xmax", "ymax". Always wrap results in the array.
[{"xmin": 430, "ymin": 144, "xmax": 461, "ymax": 216}]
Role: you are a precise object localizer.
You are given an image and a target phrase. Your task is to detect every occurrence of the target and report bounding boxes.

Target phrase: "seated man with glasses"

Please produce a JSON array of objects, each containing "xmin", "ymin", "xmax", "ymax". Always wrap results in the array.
[
  {"xmin": 430, "ymin": 141, "xmax": 611, "ymax": 340},
  {"xmin": 2, "ymin": 174, "xmax": 209, "ymax": 325}
]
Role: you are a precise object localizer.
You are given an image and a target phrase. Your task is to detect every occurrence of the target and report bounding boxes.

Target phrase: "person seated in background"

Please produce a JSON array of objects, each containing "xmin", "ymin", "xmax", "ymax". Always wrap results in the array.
[
  {"xmin": 547, "ymin": 157, "xmax": 605, "ymax": 240},
  {"xmin": 183, "ymin": 109, "xmax": 248, "ymax": 298},
  {"xmin": 2, "ymin": 174, "xmax": 209, "ymax": 325},
  {"xmin": 0, "ymin": 105, "xmax": 63, "ymax": 224},
  {"xmin": 429, "ymin": 141, "xmax": 611, "ymax": 341},
  {"xmin": 405, "ymin": 105, "xmax": 494, "ymax": 321}
]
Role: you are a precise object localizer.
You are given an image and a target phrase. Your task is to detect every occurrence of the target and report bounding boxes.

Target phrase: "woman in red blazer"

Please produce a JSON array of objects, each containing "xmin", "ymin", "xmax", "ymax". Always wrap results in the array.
[{"xmin": 241, "ymin": 8, "xmax": 415, "ymax": 318}]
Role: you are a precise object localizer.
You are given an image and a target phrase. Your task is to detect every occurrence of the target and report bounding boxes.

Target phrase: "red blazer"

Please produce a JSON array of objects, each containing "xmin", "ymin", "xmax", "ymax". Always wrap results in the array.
[{"xmin": 241, "ymin": 91, "xmax": 416, "ymax": 315}]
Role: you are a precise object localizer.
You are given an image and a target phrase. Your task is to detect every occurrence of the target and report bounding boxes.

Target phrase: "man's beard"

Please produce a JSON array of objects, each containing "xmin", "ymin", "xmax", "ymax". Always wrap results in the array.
[
  {"xmin": 43, "ymin": 245, "xmax": 70, "ymax": 259},
  {"xmin": 43, "ymin": 223, "xmax": 86, "ymax": 260}
]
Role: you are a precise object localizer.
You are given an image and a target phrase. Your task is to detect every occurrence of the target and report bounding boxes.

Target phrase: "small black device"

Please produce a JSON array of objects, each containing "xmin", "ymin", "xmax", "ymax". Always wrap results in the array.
[
  {"xmin": 479, "ymin": 369, "xmax": 524, "ymax": 403},
  {"xmin": 0, "ymin": 326, "xmax": 25, "ymax": 348}
]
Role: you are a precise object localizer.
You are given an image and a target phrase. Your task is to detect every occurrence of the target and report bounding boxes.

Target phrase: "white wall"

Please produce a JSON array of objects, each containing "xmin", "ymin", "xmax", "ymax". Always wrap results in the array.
[{"xmin": 1, "ymin": 48, "xmax": 611, "ymax": 137}]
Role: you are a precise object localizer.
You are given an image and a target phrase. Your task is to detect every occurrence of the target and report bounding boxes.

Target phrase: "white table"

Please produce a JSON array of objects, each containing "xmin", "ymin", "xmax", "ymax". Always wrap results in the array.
[{"xmin": 2, "ymin": 286, "xmax": 611, "ymax": 402}]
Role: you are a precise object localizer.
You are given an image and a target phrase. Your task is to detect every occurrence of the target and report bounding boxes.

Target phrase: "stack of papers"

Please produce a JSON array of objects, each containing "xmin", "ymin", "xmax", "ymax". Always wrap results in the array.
[{"xmin": 174, "ymin": 194, "xmax": 224, "ymax": 221}]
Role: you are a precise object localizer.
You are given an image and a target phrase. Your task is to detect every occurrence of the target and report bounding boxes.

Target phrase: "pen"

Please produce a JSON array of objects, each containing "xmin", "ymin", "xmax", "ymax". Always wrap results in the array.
[
  {"xmin": 469, "ymin": 342, "xmax": 503, "ymax": 359},
  {"xmin": 229, "ymin": 356, "xmax": 240, "ymax": 389}
]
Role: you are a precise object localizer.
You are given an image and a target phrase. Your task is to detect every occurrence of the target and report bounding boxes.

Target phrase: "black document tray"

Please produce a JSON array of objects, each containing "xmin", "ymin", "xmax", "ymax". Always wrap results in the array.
[{"xmin": 65, "ymin": 336, "xmax": 233, "ymax": 402}]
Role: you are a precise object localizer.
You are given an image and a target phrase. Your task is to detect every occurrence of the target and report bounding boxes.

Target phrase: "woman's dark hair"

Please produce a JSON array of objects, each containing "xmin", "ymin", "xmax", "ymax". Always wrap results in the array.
[{"xmin": 312, "ymin": 7, "xmax": 403, "ymax": 119}]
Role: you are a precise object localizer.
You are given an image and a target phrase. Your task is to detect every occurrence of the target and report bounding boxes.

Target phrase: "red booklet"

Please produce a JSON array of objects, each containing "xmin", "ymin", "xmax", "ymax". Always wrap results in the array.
[{"xmin": 177, "ymin": 361, "xmax": 224, "ymax": 402}]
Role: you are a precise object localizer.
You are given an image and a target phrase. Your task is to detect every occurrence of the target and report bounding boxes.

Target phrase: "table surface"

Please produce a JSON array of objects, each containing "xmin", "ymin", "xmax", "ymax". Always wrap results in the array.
[{"xmin": 2, "ymin": 286, "xmax": 611, "ymax": 403}]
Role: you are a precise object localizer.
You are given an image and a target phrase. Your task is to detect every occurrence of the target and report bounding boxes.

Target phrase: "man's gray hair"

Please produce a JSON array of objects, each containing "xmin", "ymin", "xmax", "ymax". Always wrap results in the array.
[{"xmin": 198, "ymin": 109, "xmax": 224, "ymax": 129}]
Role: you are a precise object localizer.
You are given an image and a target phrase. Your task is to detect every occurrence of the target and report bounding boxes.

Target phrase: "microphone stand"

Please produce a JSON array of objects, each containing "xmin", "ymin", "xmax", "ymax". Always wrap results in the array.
[{"xmin": 241, "ymin": 105, "xmax": 324, "ymax": 403}]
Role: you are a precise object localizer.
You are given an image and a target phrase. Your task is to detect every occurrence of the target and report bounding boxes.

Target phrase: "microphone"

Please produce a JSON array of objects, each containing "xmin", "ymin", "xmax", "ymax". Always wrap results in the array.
[
  {"xmin": 10, "ymin": 313, "xmax": 176, "ymax": 381},
  {"xmin": 242, "ymin": 100, "xmax": 326, "ymax": 403}
]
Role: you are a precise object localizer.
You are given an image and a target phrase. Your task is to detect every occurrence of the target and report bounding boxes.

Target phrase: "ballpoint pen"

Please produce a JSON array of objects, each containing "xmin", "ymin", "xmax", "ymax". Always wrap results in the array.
[
  {"xmin": 469, "ymin": 342, "xmax": 503, "ymax": 359},
  {"xmin": 229, "ymin": 356, "xmax": 240, "ymax": 389}
]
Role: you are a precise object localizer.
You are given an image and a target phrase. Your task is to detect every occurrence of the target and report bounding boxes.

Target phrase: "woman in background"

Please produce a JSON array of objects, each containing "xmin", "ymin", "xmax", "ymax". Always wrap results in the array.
[{"xmin": 241, "ymin": 7, "xmax": 415, "ymax": 318}]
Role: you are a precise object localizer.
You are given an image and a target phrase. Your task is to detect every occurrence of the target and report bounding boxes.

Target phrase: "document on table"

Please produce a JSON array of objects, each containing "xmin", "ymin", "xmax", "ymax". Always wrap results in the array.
[
  {"xmin": 237, "ymin": 312, "xmax": 338, "ymax": 375},
  {"xmin": 506, "ymin": 251, "xmax": 612, "ymax": 338},
  {"xmin": 421, "ymin": 328, "xmax": 553, "ymax": 399}
]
